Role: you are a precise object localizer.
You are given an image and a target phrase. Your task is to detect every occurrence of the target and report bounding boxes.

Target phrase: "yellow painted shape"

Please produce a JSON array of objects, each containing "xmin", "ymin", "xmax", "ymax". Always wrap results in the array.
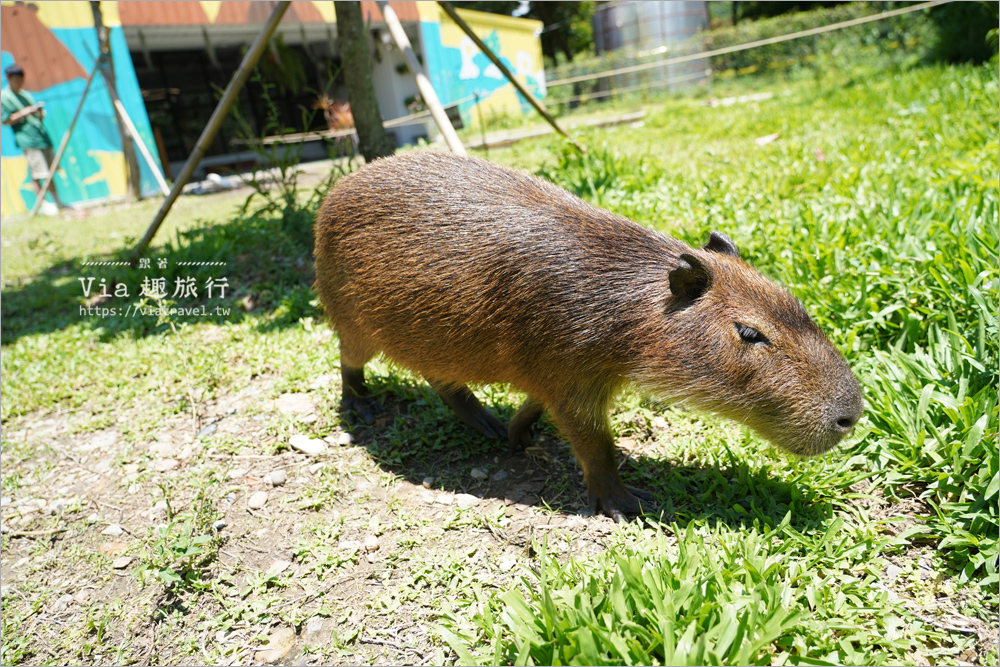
[
  {"xmin": 1, "ymin": 0, "xmax": 94, "ymax": 28},
  {"xmin": 83, "ymin": 150, "xmax": 127, "ymax": 198},
  {"xmin": 311, "ymin": 0, "xmax": 335, "ymax": 23},
  {"xmin": 416, "ymin": 1, "xmax": 441, "ymax": 22},
  {"xmin": 201, "ymin": 1, "xmax": 222, "ymax": 24},
  {"xmin": 102, "ymin": 1, "xmax": 121, "ymax": 27},
  {"xmin": 1, "ymin": 156, "xmax": 29, "ymax": 215}
]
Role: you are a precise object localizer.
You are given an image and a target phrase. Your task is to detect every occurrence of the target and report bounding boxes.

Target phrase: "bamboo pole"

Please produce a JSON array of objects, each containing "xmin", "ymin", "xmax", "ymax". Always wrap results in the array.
[
  {"xmin": 377, "ymin": 1, "xmax": 465, "ymax": 156},
  {"xmin": 130, "ymin": 1, "xmax": 291, "ymax": 262},
  {"xmin": 438, "ymin": 1, "xmax": 584, "ymax": 153},
  {"xmin": 29, "ymin": 59, "xmax": 100, "ymax": 217},
  {"xmin": 112, "ymin": 97, "xmax": 170, "ymax": 195}
]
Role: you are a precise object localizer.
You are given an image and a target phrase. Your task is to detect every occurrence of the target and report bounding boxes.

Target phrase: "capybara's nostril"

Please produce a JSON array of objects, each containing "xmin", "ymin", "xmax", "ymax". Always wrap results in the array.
[{"xmin": 835, "ymin": 415, "xmax": 858, "ymax": 431}]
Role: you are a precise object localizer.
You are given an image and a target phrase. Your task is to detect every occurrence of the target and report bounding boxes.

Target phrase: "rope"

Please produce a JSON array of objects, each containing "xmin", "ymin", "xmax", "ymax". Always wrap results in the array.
[{"xmin": 546, "ymin": 0, "xmax": 949, "ymax": 88}]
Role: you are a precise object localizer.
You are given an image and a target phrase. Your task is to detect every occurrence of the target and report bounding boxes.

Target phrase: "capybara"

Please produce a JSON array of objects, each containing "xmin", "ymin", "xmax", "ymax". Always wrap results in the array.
[{"xmin": 314, "ymin": 151, "xmax": 864, "ymax": 521}]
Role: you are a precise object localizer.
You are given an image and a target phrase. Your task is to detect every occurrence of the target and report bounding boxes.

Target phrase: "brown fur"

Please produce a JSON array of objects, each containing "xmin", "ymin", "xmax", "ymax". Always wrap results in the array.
[{"xmin": 314, "ymin": 151, "xmax": 864, "ymax": 520}]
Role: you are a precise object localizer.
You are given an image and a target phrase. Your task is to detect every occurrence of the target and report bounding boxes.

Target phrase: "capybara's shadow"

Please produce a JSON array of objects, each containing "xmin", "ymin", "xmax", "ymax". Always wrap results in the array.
[{"xmin": 341, "ymin": 373, "xmax": 835, "ymax": 534}]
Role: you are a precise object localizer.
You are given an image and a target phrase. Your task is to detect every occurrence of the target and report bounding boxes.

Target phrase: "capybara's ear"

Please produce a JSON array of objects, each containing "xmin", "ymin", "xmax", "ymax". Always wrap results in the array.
[
  {"xmin": 703, "ymin": 231, "xmax": 739, "ymax": 257},
  {"xmin": 669, "ymin": 253, "xmax": 712, "ymax": 306}
]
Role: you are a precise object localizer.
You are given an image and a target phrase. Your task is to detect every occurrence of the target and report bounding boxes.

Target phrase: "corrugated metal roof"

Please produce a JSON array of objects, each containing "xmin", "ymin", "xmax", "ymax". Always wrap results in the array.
[
  {"xmin": 115, "ymin": 1, "xmax": 419, "ymax": 26},
  {"xmin": 0, "ymin": 3, "xmax": 88, "ymax": 91}
]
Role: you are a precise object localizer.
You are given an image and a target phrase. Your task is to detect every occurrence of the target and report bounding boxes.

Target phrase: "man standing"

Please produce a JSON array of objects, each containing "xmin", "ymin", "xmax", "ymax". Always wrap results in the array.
[{"xmin": 1, "ymin": 64, "xmax": 66, "ymax": 215}]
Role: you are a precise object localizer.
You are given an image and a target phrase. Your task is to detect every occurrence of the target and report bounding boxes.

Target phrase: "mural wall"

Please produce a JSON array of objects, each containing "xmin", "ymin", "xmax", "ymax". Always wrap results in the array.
[
  {"xmin": 1, "ymin": 1, "xmax": 162, "ymax": 214},
  {"xmin": 417, "ymin": 5, "xmax": 545, "ymax": 127}
]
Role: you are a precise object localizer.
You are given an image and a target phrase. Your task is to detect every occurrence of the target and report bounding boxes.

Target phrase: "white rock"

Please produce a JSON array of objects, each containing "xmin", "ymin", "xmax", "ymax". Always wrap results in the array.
[
  {"xmin": 305, "ymin": 617, "xmax": 325, "ymax": 636},
  {"xmin": 364, "ymin": 535, "xmax": 380, "ymax": 552},
  {"xmin": 266, "ymin": 470, "xmax": 287, "ymax": 486},
  {"xmin": 498, "ymin": 555, "xmax": 517, "ymax": 572},
  {"xmin": 151, "ymin": 458, "xmax": 179, "ymax": 472},
  {"xmin": 491, "ymin": 469, "xmax": 509, "ymax": 482},
  {"xmin": 85, "ymin": 512, "xmax": 100, "ymax": 524},
  {"xmin": 112, "ymin": 556, "xmax": 133, "ymax": 569},
  {"xmin": 101, "ymin": 524, "xmax": 124, "ymax": 537},
  {"xmin": 338, "ymin": 539, "xmax": 362, "ymax": 552},
  {"xmin": 336, "ymin": 431, "xmax": 354, "ymax": 446},
  {"xmin": 422, "ymin": 476, "xmax": 435, "ymax": 489},
  {"xmin": 52, "ymin": 594, "xmax": 74, "ymax": 612},
  {"xmin": 228, "ymin": 468, "xmax": 248, "ymax": 480},
  {"xmin": 212, "ymin": 520, "xmax": 227, "ymax": 531},
  {"xmin": 289, "ymin": 434, "xmax": 326, "ymax": 456},
  {"xmin": 434, "ymin": 494, "xmax": 453, "ymax": 506},
  {"xmin": 308, "ymin": 463, "xmax": 325, "ymax": 475},
  {"xmin": 247, "ymin": 491, "xmax": 268, "ymax": 509},
  {"xmin": 456, "ymin": 493, "xmax": 480, "ymax": 509},
  {"xmin": 470, "ymin": 468, "xmax": 488, "ymax": 481}
]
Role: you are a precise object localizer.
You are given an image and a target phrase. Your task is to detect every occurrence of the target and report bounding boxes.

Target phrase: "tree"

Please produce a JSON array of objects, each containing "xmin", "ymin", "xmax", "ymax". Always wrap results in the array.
[
  {"xmin": 90, "ymin": 1, "xmax": 141, "ymax": 201},
  {"xmin": 333, "ymin": 1, "xmax": 395, "ymax": 162}
]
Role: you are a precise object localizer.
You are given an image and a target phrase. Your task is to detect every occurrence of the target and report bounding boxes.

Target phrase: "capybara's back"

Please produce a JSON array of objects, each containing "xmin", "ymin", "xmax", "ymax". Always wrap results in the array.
[{"xmin": 315, "ymin": 151, "xmax": 864, "ymax": 521}]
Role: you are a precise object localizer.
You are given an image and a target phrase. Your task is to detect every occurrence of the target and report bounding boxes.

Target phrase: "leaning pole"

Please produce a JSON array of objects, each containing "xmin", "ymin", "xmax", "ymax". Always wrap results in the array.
[{"xmin": 130, "ymin": 1, "xmax": 291, "ymax": 263}]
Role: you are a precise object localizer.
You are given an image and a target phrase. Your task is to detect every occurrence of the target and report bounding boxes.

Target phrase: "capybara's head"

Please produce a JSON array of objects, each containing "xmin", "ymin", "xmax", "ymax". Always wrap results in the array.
[{"xmin": 645, "ymin": 232, "xmax": 864, "ymax": 456}]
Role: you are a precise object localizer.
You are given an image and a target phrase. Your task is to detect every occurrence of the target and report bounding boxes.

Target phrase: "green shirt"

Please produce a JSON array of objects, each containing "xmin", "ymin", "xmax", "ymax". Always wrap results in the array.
[{"xmin": 1, "ymin": 86, "xmax": 52, "ymax": 150}]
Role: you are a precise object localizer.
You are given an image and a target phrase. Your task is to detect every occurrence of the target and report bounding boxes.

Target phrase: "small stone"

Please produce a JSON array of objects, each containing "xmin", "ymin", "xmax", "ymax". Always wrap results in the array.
[
  {"xmin": 0, "ymin": 497, "xmax": 10, "ymax": 508},
  {"xmin": 73, "ymin": 589, "xmax": 89, "ymax": 604},
  {"xmin": 228, "ymin": 468, "xmax": 248, "ymax": 480},
  {"xmin": 422, "ymin": 476, "xmax": 435, "ymax": 489},
  {"xmin": 498, "ymin": 555, "xmax": 517, "ymax": 572},
  {"xmin": 212, "ymin": 519, "xmax": 227, "ymax": 531},
  {"xmin": 101, "ymin": 524, "xmax": 124, "ymax": 537},
  {"xmin": 255, "ymin": 626, "xmax": 296, "ymax": 664},
  {"xmin": 338, "ymin": 539, "xmax": 362, "ymax": 552},
  {"xmin": 434, "ymin": 493, "xmax": 453, "ymax": 506},
  {"xmin": 420, "ymin": 491, "xmax": 436, "ymax": 504},
  {"xmin": 308, "ymin": 463, "xmax": 325, "ymax": 475},
  {"xmin": 470, "ymin": 468, "xmax": 488, "ymax": 481},
  {"xmin": 289, "ymin": 434, "xmax": 326, "ymax": 456},
  {"xmin": 112, "ymin": 556, "xmax": 133, "ymax": 569},
  {"xmin": 151, "ymin": 458, "xmax": 179, "ymax": 472},
  {"xmin": 196, "ymin": 422, "xmax": 218, "ymax": 438},
  {"xmin": 885, "ymin": 563, "xmax": 903, "ymax": 581},
  {"xmin": 248, "ymin": 491, "xmax": 268, "ymax": 509},
  {"xmin": 491, "ymin": 470, "xmax": 509, "ymax": 482},
  {"xmin": 52, "ymin": 594, "xmax": 74, "ymax": 612},
  {"xmin": 85, "ymin": 512, "xmax": 99, "ymax": 524},
  {"xmin": 178, "ymin": 444, "xmax": 196, "ymax": 460},
  {"xmin": 99, "ymin": 542, "xmax": 128, "ymax": 557},
  {"xmin": 364, "ymin": 535, "xmax": 380, "ymax": 552},
  {"xmin": 266, "ymin": 470, "xmax": 287, "ymax": 486},
  {"xmin": 148, "ymin": 500, "xmax": 168, "ymax": 519},
  {"xmin": 456, "ymin": 493, "xmax": 480, "ymax": 509},
  {"xmin": 305, "ymin": 617, "xmax": 325, "ymax": 636},
  {"xmin": 336, "ymin": 431, "xmax": 354, "ymax": 446},
  {"xmin": 150, "ymin": 440, "xmax": 177, "ymax": 458},
  {"xmin": 301, "ymin": 414, "xmax": 319, "ymax": 424}
]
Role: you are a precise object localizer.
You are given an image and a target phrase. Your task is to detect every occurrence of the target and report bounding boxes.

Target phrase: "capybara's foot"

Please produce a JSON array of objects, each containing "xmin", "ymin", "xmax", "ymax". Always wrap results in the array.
[
  {"xmin": 508, "ymin": 396, "xmax": 544, "ymax": 453},
  {"xmin": 340, "ymin": 395, "xmax": 382, "ymax": 427},
  {"xmin": 430, "ymin": 381, "xmax": 507, "ymax": 439},
  {"xmin": 588, "ymin": 485, "xmax": 657, "ymax": 523}
]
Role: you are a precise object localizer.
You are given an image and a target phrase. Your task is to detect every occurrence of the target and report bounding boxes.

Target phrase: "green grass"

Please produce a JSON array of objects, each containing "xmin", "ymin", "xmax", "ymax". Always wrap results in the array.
[
  {"xmin": 442, "ymin": 63, "xmax": 999, "ymax": 664},
  {"xmin": 1, "ymin": 59, "xmax": 996, "ymax": 666}
]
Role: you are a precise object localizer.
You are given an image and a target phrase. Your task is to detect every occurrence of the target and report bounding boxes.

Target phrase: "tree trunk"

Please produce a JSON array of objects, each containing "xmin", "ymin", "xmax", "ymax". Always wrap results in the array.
[
  {"xmin": 91, "ymin": 1, "xmax": 142, "ymax": 201},
  {"xmin": 333, "ymin": 1, "xmax": 395, "ymax": 162}
]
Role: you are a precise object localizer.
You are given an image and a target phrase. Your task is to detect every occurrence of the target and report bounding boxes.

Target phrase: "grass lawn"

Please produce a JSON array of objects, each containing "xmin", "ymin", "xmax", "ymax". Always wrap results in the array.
[{"xmin": 1, "ymin": 60, "xmax": 996, "ymax": 665}]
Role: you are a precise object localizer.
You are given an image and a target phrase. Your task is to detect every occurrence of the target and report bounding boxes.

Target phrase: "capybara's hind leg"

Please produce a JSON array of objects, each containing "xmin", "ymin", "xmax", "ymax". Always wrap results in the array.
[
  {"xmin": 428, "ymin": 380, "xmax": 507, "ymax": 440},
  {"xmin": 508, "ymin": 396, "xmax": 544, "ymax": 453},
  {"xmin": 339, "ymin": 329, "xmax": 381, "ymax": 426}
]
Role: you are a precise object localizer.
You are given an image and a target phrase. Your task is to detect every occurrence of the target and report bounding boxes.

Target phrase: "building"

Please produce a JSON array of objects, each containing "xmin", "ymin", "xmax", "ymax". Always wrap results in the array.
[{"xmin": 1, "ymin": 1, "xmax": 546, "ymax": 214}]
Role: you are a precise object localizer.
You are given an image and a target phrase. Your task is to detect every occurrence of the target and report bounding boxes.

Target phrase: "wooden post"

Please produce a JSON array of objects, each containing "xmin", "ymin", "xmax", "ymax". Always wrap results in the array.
[
  {"xmin": 130, "ymin": 1, "xmax": 291, "ymax": 262},
  {"xmin": 91, "ymin": 1, "xmax": 142, "ymax": 201},
  {"xmin": 438, "ymin": 1, "xmax": 584, "ymax": 153},
  {"xmin": 111, "ymin": 97, "xmax": 170, "ymax": 195},
  {"xmin": 377, "ymin": 1, "xmax": 466, "ymax": 156},
  {"xmin": 29, "ymin": 60, "xmax": 99, "ymax": 218}
]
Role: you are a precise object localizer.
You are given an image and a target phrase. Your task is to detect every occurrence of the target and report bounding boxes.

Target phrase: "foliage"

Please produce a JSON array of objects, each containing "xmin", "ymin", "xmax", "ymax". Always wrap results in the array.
[{"xmin": 927, "ymin": 1, "xmax": 999, "ymax": 64}]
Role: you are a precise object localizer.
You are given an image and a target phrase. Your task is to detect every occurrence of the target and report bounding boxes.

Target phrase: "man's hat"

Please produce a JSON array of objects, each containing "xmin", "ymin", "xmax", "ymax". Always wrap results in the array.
[{"xmin": 5, "ymin": 64, "xmax": 24, "ymax": 77}]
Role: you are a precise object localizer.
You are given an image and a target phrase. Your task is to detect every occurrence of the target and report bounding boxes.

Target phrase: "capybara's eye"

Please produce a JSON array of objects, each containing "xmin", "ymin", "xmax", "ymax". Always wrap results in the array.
[{"xmin": 735, "ymin": 322, "xmax": 769, "ymax": 346}]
